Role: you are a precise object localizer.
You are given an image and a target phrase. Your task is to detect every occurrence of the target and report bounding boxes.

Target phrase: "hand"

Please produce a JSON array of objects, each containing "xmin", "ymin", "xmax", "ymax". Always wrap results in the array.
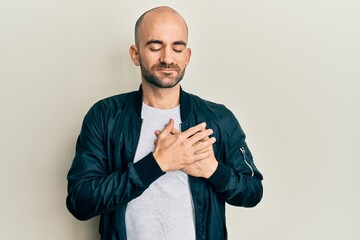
[
  {"xmin": 181, "ymin": 137, "xmax": 218, "ymax": 178},
  {"xmin": 154, "ymin": 120, "xmax": 218, "ymax": 178},
  {"xmin": 153, "ymin": 119, "xmax": 216, "ymax": 172}
]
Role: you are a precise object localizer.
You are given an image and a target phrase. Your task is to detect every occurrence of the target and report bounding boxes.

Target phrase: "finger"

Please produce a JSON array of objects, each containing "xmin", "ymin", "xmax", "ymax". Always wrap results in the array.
[
  {"xmin": 154, "ymin": 130, "xmax": 161, "ymax": 136},
  {"xmin": 191, "ymin": 135, "xmax": 209, "ymax": 145},
  {"xmin": 187, "ymin": 129, "xmax": 213, "ymax": 146},
  {"xmin": 181, "ymin": 122, "xmax": 207, "ymax": 139},
  {"xmin": 160, "ymin": 118, "xmax": 174, "ymax": 136},
  {"xmin": 193, "ymin": 149, "xmax": 213, "ymax": 161},
  {"xmin": 195, "ymin": 142, "xmax": 215, "ymax": 156},
  {"xmin": 199, "ymin": 136, "xmax": 210, "ymax": 142},
  {"xmin": 193, "ymin": 137, "xmax": 216, "ymax": 152}
]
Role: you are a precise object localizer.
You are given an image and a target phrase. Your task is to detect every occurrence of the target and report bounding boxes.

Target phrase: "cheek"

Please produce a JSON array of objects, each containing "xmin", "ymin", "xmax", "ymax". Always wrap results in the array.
[
  {"xmin": 181, "ymin": 52, "xmax": 191, "ymax": 65},
  {"xmin": 178, "ymin": 56, "xmax": 189, "ymax": 68},
  {"xmin": 140, "ymin": 54, "xmax": 158, "ymax": 67}
]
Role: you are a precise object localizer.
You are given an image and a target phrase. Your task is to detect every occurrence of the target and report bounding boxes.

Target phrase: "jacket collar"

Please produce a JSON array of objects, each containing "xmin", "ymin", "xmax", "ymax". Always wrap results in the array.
[{"xmin": 133, "ymin": 84, "xmax": 192, "ymax": 122}]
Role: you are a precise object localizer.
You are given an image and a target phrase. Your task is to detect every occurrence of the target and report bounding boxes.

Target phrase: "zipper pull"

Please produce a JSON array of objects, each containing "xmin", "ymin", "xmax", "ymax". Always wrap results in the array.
[{"xmin": 240, "ymin": 147, "xmax": 245, "ymax": 155}]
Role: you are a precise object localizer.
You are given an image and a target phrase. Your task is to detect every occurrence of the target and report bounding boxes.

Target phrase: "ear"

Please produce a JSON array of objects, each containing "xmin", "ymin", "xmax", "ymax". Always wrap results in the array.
[
  {"xmin": 185, "ymin": 48, "xmax": 192, "ymax": 65},
  {"xmin": 129, "ymin": 45, "xmax": 140, "ymax": 66}
]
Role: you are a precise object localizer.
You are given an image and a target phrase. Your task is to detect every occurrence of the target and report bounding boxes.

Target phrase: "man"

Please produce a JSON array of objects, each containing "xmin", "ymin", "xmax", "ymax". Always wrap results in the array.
[{"xmin": 66, "ymin": 6, "xmax": 263, "ymax": 240}]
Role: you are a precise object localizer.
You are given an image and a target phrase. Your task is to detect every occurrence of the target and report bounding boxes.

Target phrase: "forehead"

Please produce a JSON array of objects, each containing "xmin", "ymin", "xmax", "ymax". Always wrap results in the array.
[{"xmin": 138, "ymin": 12, "xmax": 188, "ymax": 45}]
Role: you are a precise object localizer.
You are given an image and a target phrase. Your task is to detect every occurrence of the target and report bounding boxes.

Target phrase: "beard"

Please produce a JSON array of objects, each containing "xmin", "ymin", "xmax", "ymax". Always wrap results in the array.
[{"xmin": 140, "ymin": 59, "xmax": 186, "ymax": 88}]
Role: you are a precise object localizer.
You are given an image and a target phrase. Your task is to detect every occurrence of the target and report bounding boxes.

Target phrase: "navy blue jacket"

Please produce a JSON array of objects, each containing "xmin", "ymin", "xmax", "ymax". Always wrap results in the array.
[{"xmin": 66, "ymin": 86, "xmax": 263, "ymax": 239}]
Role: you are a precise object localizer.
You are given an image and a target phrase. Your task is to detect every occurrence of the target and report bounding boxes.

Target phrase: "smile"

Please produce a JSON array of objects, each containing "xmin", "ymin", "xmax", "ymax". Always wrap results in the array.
[{"xmin": 157, "ymin": 69, "xmax": 177, "ymax": 73}]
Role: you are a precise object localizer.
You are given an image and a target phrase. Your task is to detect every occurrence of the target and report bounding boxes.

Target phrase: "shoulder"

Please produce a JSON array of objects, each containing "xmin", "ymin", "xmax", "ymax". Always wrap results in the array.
[
  {"xmin": 93, "ymin": 91, "xmax": 136, "ymax": 111},
  {"xmin": 84, "ymin": 91, "xmax": 136, "ymax": 122}
]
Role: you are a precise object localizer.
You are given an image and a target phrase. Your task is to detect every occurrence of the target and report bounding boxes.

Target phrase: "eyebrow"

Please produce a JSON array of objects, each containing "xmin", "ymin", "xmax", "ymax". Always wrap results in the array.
[
  {"xmin": 173, "ymin": 41, "xmax": 187, "ymax": 46},
  {"xmin": 145, "ymin": 40, "xmax": 163, "ymax": 46},
  {"xmin": 145, "ymin": 40, "xmax": 187, "ymax": 47}
]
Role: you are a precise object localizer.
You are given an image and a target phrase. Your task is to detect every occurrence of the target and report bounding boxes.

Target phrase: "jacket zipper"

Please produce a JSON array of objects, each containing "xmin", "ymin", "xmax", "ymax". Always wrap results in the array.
[
  {"xmin": 181, "ymin": 122, "xmax": 200, "ymax": 240},
  {"xmin": 240, "ymin": 147, "xmax": 254, "ymax": 177}
]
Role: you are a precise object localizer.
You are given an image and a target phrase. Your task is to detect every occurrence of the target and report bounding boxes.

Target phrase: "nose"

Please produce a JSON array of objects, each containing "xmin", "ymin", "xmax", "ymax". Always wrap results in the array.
[{"xmin": 159, "ymin": 47, "xmax": 174, "ymax": 65}]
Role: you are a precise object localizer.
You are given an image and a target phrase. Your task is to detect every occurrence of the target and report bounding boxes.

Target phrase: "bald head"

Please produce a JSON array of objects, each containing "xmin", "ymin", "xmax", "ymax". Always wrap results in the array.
[{"xmin": 134, "ymin": 6, "xmax": 188, "ymax": 47}]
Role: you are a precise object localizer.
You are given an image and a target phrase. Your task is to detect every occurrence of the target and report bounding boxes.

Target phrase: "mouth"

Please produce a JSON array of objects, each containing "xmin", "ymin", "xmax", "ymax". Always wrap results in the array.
[{"xmin": 157, "ymin": 68, "xmax": 178, "ymax": 73}]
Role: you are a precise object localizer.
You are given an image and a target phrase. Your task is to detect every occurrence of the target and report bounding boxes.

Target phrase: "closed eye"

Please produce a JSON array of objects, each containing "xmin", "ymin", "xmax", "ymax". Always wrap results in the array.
[
  {"xmin": 150, "ymin": 48, "xmax": 161, "ymax": 52},
  {"xmin": 146, "ymin": 41, "xmax": 163, "ymax": 52},
  {"xmin": 173, "ymin": 41, "xmax": 186, "ymax": 53}
]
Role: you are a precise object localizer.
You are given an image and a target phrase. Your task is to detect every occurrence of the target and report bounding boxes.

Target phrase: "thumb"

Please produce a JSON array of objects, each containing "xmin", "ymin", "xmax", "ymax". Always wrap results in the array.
[
  {"xmin": 171, "ymin": 127, "xmax": 180, "ymax": 135},
  {"xmin": 161, "ymin": 118, "xmax": 174, "ymax": 135}
]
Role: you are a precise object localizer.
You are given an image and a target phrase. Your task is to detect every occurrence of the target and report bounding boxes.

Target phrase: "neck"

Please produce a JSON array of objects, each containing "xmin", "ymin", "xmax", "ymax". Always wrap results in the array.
[{"xmin": 141, "ymin": 81, "xmax": 180, "ymax": 109}]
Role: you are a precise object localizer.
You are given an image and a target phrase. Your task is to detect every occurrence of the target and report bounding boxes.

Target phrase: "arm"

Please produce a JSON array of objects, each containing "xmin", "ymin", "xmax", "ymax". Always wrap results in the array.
[
  {"xmin": 206, "ymin": 113, "xmax": 263, "ymax": 207},
  {"xmin": 154, "ymin": 115, "xmax": 263, "ymax": 207},
  {"xmin": 66, "ymin": 103, "xmax": 164, "ymax": 220}
]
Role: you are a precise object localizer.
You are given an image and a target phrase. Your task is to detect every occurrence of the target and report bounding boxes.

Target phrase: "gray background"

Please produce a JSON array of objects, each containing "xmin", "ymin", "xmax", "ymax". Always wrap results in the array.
[{"xmin": 1, "ymin": 0, "xmax": 359, "ymax": 239}]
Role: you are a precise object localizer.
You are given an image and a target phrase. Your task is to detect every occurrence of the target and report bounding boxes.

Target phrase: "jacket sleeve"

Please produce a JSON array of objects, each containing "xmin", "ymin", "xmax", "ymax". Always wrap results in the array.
[
  {"xmin": 207, "ymin": 111, "xmax": 263, "ymax": 207},
  {"xmin": 66, "ymin": 102, "xmax": 165, "ymax": 221}
]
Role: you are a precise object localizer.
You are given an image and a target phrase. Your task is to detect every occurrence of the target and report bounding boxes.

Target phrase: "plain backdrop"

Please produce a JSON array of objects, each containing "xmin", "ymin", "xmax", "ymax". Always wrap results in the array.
[{"xmin": 1, "ymin": 0, "xmax": 359, "ymax": 239}]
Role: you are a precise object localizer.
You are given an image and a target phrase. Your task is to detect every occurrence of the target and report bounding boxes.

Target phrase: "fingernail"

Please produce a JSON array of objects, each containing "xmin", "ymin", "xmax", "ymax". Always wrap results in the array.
[{"xmin": 201, "ymin": 122, "xmax": 206, "ymax": 128}]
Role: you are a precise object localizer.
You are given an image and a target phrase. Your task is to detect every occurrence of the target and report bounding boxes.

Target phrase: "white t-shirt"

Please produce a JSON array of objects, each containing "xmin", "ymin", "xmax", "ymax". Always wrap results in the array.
[{"xmin": 125, "ymin": 103, "xmax": 196, "ymax": 240}]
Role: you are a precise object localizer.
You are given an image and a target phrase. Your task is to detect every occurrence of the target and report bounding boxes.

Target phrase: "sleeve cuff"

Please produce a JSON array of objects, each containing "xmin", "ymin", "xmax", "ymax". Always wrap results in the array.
[
  {"xmin": 133, "ymin": 152, "xmax": 165, "ymax": 187},
  {"xmin": 206, "ymin": 161, "xmax": 231, "ymax": 189}
]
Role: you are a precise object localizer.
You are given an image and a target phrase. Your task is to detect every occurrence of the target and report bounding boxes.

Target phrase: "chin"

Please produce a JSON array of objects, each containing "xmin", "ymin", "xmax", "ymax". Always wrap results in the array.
[{"xmin": 153, "ymin": 76, "xmax": 179, "ymax": 87}]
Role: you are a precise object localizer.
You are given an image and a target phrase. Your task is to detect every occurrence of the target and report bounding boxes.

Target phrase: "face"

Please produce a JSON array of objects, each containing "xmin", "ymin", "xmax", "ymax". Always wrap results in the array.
[
  {"xmin": 130, "ymin": 11, "xmax": 191, "ymax": 88},
  {"xmin": 138, "ymin": 51, "xmax": 186, "ymax": 88}
]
